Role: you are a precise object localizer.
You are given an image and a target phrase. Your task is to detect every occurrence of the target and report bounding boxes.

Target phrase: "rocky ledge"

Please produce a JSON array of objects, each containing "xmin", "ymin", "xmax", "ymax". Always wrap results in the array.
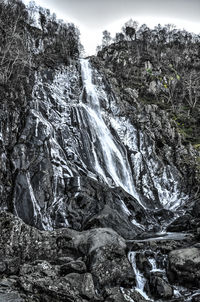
[
  {"xmin": 0, "ymin": 211, "xmax": 137, "ymax": 302},
  {"xmin": 168, "ymin": 247, "xmax": 200, "ymax": 288},
  {"xmin": 0, "ymin": 211, "xmax": 200, "ymax": 302}
]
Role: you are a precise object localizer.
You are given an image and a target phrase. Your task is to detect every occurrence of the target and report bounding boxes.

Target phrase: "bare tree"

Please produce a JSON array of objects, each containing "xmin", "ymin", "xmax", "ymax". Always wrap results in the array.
[
  {"xmin": 102, "ymin": 30, "xmax": 112, "ymax": 47},
  {"xmin": 183, "ymin": 71, "xmax": 200, "ymax": 112}
]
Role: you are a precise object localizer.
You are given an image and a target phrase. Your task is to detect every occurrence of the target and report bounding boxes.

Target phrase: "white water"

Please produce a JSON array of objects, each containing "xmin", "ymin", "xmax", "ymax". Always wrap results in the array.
[
  {"xmin": 80, "ymin": 59, "xmax": 189, "ymax": 211},
  {"xmin": 128, "ymin": 251, "xmax": 151, "ymax": 300},
  {"xmin": 80, "ymin": 59, "xmax": 139, "ymax": 199},
  {"xmin": 109, "ymin": 111, "xmax": 188, "ymax": 211},
  {"xmin": 15, "ymin": 56, "xmax": 189, "ymax": 229},
  {"xmin": 129, "ymin": 250, "xmax": 199, "ymax": 301},
  {"xmin": 120, "ymin": 200, "xmax": 145, "ymax": 230},
  {"xmin": 127, "ymin": 232, "xmax": 191, "ymax": 243},
  {"xmin": 148, "ymin": 257, "xmax": 165, "ymax": 273}
]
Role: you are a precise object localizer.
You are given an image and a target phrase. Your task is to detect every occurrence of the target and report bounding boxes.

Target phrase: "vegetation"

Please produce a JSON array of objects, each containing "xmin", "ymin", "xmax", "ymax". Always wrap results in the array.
[
  {"xmin": 97, "ymin": 19, "xmax": 200, "ymax": 145},
  {"xmin": 0, "ymin": 0, "xmax": 81, "ymax": 87}
]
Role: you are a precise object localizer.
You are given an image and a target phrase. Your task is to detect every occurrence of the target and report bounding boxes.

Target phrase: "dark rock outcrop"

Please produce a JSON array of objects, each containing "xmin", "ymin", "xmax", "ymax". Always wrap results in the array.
[
  {"xmin": 0, "ymin": 212, "xmax": 135, "ymax": 301},
  {"xmin": 104, "ymin": 287, "xmax": 150, "ymax": 302},
  {"xmin": 148, "ymin": 274, "xmax": 173, "ymax": 299},
  {"xmin": 167, "ymin": 214, "xmax": 200, "ymax": 232},
  {"xmin": 168, "ymin": 247, "xmax": 200, "ymax": 288}
]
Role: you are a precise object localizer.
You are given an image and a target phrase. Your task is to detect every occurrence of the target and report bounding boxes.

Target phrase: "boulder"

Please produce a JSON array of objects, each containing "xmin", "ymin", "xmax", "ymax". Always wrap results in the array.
[
  {"xmin": 104, "ymin": 287, "xmax": 150, "ymax": 302},
  {"xmin": 0, "ymin": 212, "xmax": 135, "ymax": 301},
  {"xmin": 0, "ymin": 293, "xmax": 24, "ymax": 302},
  {"xmin": 0, "ymin": 258, "xmax": 20, "ymax": 275},
  {"xmin": 168, "ymin": 247, "xmax": 200, "ymax": 288},
  {"xmin": 148, "ymin": 274, "xmax": 173, "ymax": 299},
  {"xmin": 19, "ymin": 262, "xmax": 98, "ymax": 301},
  {"xmin": 76, "ymin": 228, "xmax": 135, "ymax": 289}
]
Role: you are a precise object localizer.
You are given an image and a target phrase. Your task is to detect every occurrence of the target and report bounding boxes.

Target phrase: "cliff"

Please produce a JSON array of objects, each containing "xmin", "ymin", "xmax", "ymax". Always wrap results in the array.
[{"xmin": 0, "ymin": 1, "xmax": 200, "ymax": 301}]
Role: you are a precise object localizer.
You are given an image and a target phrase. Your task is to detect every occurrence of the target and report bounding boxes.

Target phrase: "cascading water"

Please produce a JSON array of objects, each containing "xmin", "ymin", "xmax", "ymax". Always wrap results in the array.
[
  {"xmin": 79, "ymin": 59, "xmax": 139, "ymax": 200},
  {"xmin": 11, "ymin": 56, "xmax": 190, "ymax": 230},
  {"xmin": 79, "ymin": 58, "xmax": 188, "ymax": 212},
  {"xmin": 128, "ymin": 247, "xmax": 200, "ymax": 301},
  {"xmin": 128, "ymin": 251, "xmax": 151, "ymax": 300}
]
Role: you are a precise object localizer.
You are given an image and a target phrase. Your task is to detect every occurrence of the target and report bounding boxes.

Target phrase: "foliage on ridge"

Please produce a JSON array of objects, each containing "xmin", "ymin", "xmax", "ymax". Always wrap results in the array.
[{"xmin": 97, "ymin": 20, "xmax": 200, "ymax": 146}]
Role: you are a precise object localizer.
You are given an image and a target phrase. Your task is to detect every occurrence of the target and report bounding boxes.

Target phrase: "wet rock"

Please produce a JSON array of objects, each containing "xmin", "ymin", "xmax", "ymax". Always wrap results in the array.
[
  {"xmin": 192, "ymin": 293, "xmax": 200, "ymax": 302},
  {"xmin": 168, "ymin": 247, "xmax": 200, "ymax": 288},
  {"xmin": 1, "ymin": 51, "xmax": 194, "ymax": 237},
  {"xmin": 148, "ymin": 274, "xmax": 173, "ymax": 299},
  {"xmin": 192, "ymin": 199, "xmax": 200, "ymax": 218},
  {"xmin": 153, "ymin": 209, "xmax": 174, "ymax": 225},
  {"xmin": 104, "ymin": 287, "xmax": 150, "ymax": 302},
  {"xmin": 0, "ymin": 212, "xmax": 136, "ymax": 301},
  {"xmin": 167, "ymin": 214, "xmax": 193, "ymax": 232},
  {"xmin": 83, "ymin": 198, "xmax": 146, "ymax": 239},
  {"xmin": 136, "ymin": 253, "xmax": 152, "ymax": 277}
]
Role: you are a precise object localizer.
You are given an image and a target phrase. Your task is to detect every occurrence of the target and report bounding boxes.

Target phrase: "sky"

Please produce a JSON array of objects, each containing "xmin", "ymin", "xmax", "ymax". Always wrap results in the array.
[{"xmin": 22, "ymin": 0, "xmax": 200, "ymax": 55}]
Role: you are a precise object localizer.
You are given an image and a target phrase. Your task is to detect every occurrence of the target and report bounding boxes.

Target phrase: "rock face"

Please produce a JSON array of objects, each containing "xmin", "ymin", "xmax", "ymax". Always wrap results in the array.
[
  {"xmin": 0, "ymin": 212, "xmax": 134, "ymax": 301},
  {"xmin": 0, "ymin": 56, "xmax": 192, "ymax": 234},
  {"xmin": 168, "ymin": 248, "xmax": 200, "ymax": 288},
  {"xmin": 167, "ymin": 214, "xmax": 200, "ymax": 232},
  {"xmin": 94, "ymin": 41, "xmax": 200, "ymax": 200},
  {"xmin": 1, "ymin": 2, "xmax": 200, "ymax": 301}
]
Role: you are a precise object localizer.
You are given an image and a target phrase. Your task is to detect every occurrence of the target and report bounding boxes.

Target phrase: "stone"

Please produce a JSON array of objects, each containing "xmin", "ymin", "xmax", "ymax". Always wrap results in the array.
[
  {"xmin": 83, "ymin": 229, "xmax": 134, "ymax": 289},
  {"xmin": 167, "ymin": 214, "xmax": 193, "ymax": 232},
  {"xmin": 168, "ymin": 248, "xmax": 200, "ymax": 288},
  {"xmin": 0, "ymin": 212, "xmax": 136, "ymax": 301},
  {"xmin": 192, "ymin": 199, "xmax": 200, "ymax": 218},
  {"xmin": 192, "ymin": 294, "xmax": 200, "ymax": 302},
  {"xmin": 136, "ymin": 253, "xmax": 152, "ymax": 277},
  {"xmin": 104, "ymin": 287, "xmax": 150, "ymax": 302},
  {"xmin": 81, "ymin": 273, "xmax": 96, "ymax": 299},
  {"xmin": 148, "ymin": 275, "xmax": 173, "ymax": 299},
  {"xmin": 0, "ymin": 258, "xmax": 20, "ymax": 276},
  {"xmin": 0, "ymin": 293, "xmax": 24, "ymax": 302},
  {"xmin": 0, "ymin": 261, "xmax": 6, "ymax": 274},
  {"xmin": 60, "ymin": 260, "xmax": 87, "ymax": 275}
]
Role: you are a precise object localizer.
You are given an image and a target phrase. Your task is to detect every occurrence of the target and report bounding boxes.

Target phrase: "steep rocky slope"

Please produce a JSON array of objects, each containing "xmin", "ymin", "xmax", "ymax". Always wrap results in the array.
[
  {"xmin": 94, "ymin": 39, "xmax": 200, "ymax": 223},
  {"xmin": 0, "ymin": 1, "xmax": 200, "ymax": 301}
]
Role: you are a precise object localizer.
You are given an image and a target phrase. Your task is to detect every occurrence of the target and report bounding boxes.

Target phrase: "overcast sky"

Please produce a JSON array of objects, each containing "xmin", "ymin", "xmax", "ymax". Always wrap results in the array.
[{"xmin": 23, "ymin": 0, "xmax": 200, "ymax": 55}]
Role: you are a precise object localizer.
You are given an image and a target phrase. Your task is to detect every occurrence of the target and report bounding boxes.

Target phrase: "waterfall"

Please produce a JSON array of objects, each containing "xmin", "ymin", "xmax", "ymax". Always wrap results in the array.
[
  {"xmin": 128, "ymin": 251, "xmax": 151, "ymax": 300},
  {"xmin": 79, "ymin": 59, "xmax": 188, "ymax": 212},
  {"xmin": 11, "ymin": 57, "xmax": 189, "ymax": 229},
  {"xmin": 80, "ymin": 59, "xmax": 139, "ymax": 200}
]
